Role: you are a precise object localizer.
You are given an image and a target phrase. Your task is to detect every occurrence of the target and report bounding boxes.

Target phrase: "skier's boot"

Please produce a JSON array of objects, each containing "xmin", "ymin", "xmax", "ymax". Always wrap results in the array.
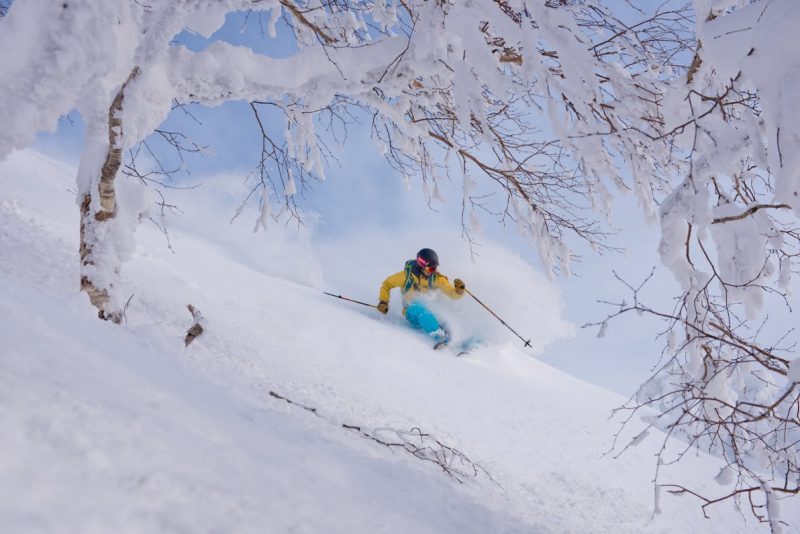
[{"xmin": 432, "ymin": 327, "xmax": 450, "ymax": 350}]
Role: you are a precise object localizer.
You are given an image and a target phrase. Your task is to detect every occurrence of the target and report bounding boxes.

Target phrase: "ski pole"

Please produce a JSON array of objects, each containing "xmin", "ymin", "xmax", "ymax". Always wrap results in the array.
[
  {"xmin": 323, "ymin": 291, "xmax": 378, "ymax": 309},
  {"xmin": 465, "ymin": 288, "xmax": 533, "ymax": 349}
]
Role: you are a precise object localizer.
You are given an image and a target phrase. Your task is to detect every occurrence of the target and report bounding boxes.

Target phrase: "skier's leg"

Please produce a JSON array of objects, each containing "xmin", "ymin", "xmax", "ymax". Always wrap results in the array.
[
  {"xmin": 405, "ymin": 302, "xmax": 449, "ymax": 344},
  {"xmin": 405, "ymin": 301, "xmax": 440, "ymax": 332},
  {"xmin": 405, "ymin": 301, "xmax": 429, "ymax": 330}
]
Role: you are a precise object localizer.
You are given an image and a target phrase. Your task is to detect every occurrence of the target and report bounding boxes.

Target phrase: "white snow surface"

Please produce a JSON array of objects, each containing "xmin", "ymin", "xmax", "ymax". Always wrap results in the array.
[{"xmin": 1, "ymin": 150, "xmax": 798, "ymax": 533}]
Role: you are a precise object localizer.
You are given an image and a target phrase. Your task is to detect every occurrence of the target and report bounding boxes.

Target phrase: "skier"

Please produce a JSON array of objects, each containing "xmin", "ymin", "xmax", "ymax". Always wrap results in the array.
[{"xmin": 377, "ymin": 248, "xmax": 466, "ymax": 349}]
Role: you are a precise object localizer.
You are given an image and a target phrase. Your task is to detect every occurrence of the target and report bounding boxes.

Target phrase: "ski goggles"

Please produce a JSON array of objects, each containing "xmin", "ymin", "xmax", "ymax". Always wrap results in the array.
[{"xmin": 416, "ymin": 257, "xmax": 438, "ymax": 273}]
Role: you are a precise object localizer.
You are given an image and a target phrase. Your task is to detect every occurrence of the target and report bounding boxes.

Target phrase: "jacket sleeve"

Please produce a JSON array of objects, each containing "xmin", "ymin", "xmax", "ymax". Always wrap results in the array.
[
  {"xmin": 379, "ymin": 271, "xmax": 406, "ymax": 303},
  {"xmin": 435, "ymin": 274, "xmax": 463, "ymax": 299}
]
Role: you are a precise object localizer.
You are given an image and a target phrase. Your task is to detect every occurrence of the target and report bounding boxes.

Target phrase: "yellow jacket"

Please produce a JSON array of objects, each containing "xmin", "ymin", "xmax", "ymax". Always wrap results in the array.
[{"xmin": 379, "ymin": 260, "xmax": 463, "ymax": 313}]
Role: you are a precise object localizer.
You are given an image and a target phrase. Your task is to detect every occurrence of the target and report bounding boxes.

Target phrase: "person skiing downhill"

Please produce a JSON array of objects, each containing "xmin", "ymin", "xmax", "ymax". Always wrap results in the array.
[{"xmin": 377, "ymin": 248, "xmax": 466, "ymax": 349}]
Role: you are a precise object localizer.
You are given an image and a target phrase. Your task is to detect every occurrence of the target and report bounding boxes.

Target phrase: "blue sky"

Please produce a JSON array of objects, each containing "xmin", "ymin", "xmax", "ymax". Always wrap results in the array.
[{"xmin": 28, "ymin": 7, "xmax": 685, "ymax": 395}]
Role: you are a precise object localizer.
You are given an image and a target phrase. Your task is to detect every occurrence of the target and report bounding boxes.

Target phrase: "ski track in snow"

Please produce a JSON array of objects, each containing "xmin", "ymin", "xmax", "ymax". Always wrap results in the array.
[{"xmin": 1, "ymin": 150, "xmax": 797, "ymax": 533}]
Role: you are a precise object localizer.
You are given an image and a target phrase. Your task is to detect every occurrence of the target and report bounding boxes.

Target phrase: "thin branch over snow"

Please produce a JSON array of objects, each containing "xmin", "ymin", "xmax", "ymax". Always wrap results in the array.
[{"xmin": 268, "ymin": 389, "xmax": 500, "ymax": 487}]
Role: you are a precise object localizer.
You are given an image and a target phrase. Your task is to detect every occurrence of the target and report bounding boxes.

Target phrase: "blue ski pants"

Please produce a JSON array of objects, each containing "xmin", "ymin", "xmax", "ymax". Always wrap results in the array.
[{"xmin": 405, "ymin": 301, "xmax": 448, "ymax": 343}]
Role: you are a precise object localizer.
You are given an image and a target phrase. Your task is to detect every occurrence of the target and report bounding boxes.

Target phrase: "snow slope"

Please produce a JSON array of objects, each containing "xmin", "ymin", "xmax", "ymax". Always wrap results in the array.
[{"xmin": 1, "ymin": 150, "xmax": 797, "ymax": 533}]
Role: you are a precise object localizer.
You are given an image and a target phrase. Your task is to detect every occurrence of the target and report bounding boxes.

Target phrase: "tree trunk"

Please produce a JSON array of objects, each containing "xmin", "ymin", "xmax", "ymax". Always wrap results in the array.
[{"xmin": 79, "ymin": 66, "xmax": 140, "ymax": 323}]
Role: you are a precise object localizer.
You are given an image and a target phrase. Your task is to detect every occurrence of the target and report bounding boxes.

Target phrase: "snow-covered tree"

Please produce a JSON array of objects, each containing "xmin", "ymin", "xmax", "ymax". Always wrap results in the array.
[
  {"xmin": 585, "ymin": 1, "xmax": 800, "ymax": 527},
  {"xmin": 1, "ymin": 0, "xmax": 798, "ymax": 525}
]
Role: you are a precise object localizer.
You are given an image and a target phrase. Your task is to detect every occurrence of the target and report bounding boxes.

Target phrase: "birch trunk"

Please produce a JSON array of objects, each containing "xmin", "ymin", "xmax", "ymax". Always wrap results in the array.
[{"xmin": 79, "ymin": 67, "xmax": 139, "ymax": 323}]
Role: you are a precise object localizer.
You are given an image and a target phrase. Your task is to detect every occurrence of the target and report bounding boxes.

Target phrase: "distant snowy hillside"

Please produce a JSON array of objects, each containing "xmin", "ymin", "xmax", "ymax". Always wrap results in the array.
[{"xmin": 1, "ymin": 150, "xmax": 797, "ymax": 533}]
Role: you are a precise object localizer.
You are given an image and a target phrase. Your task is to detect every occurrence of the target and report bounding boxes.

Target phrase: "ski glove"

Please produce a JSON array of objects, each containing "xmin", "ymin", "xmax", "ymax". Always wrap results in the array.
[
  {"xmin": 454, "ymin": 279, "xmax": 465, "ymax": 295},
  {"xmin": 377, "ymin": 301, "xmax": 389, "ymax": 314}
]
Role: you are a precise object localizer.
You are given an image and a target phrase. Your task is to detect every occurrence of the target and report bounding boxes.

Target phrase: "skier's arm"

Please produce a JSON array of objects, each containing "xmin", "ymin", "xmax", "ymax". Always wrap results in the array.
[
  {"xmin": 435, "ymin": 275, "xmax": 464, "ymax": 299},
  {"xmin": 379, "ymin": 271, "xmax": 406, "ymax": 304}
]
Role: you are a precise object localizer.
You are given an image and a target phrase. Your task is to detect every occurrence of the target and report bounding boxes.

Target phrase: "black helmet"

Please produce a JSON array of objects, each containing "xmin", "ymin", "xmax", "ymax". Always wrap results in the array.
[{"xmin": 416, "ymin": 248, "xmax": 439, "ymax": 273}]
